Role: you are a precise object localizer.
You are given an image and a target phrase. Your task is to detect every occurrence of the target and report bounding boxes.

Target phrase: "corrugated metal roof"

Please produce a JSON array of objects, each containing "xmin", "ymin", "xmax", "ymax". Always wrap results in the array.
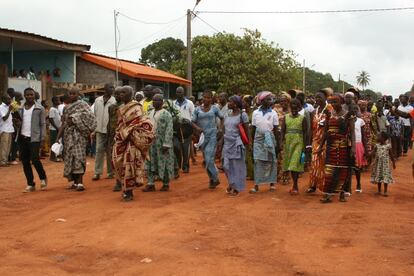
[
  {"xmin": 0, "ymin": 27, "xmax": 90, "ymax": 51},
  {"xmin": 81, "ymin": 52, "xmax": 191, "ymax": 85}
]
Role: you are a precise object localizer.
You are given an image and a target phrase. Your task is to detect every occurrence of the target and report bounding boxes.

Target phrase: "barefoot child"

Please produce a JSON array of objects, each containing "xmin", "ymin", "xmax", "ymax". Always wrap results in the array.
[{"xmin": 371, "ymin": 131, "xmax": 396, "ymax": 197}]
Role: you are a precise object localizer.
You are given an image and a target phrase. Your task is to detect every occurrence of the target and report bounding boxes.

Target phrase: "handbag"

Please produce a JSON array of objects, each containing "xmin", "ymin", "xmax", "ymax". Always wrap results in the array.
[{"xmin": 238, "ymin": 112, "xmax": 249, "ymax": 145}]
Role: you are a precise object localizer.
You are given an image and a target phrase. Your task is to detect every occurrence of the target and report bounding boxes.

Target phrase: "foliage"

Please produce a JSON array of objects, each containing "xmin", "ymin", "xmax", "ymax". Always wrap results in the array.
[
  {"xmin": 304, "ymin": 68, "xmax": 353, "ymax": 94},
  {"xmin": 139, "ymin": 37, "xmax": 185, "ymax": 72},
  {"xmin": 356, "ymin": 70, "xmax": 371, "ymax": 91},
  {"xmin": 360, "ymin": 89, "xmax": 382, "ymax": 101}
]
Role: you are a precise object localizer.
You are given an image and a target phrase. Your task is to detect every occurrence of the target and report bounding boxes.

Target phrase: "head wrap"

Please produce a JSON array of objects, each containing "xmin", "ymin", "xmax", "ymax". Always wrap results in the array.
[
  {"xmin": 358, "ymin": 100, "xmax": 367, "ymax": 105},
  {"xmin": 257, "ymin": 91, "xmax": 273, "ymax": 105},
  {"xmin": 319, "ymin": 87, "xmax": 334, "ymax": 98},
  {"xmin": 243, "ymin": 94, "xmax": 253, "ymax": 101},
  {"xmin": 344, "ymin": 91, "xmax": 355, "ymax": 97},
  {"xmin": 229, "ymin": 95, "xmax": 243, "ymax": 109},
  {"xmin": 135, "ymin": 91, "xmax": 144, "ymax": 97},
  {"xmin": 280, "ymin": 91, "xmax": 292, "ymax": 101}
]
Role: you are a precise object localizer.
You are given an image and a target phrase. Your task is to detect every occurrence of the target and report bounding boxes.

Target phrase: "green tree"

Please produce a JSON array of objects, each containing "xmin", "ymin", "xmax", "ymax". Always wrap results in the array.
[
  {"xmin": 140, "ymin": 37, "xmax": 185, "ymax": 72},
  {"xmin": 356, "ymin": 70, "xmax": 371, "ymax": 91},
  {"xmin": 187, "ymin": 29, "xmax": 300, "ymax": 94},
  {"xmin": 305, "ymin": 68, "xmax": 354, "ymax": 94}
]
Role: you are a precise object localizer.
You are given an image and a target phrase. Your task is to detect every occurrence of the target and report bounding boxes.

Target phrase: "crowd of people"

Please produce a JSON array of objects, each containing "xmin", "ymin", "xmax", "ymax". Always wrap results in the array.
[{"xmin": 1, "ymin": 84, "xmax": 413, "ymax": 202}]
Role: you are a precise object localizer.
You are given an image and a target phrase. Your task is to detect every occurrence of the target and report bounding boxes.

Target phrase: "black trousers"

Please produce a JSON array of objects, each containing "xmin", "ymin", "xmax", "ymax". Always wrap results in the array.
[
  {"xmin": 173, "ymin": 135, "xmax": 192, "ymax": 171},
  {"xmin": 403, "ymin": 126, "xmax": 411, "ymax": 153},
  {"xmin": 18, "ymin": 136, "xmax": 47, "ymax": 186}
]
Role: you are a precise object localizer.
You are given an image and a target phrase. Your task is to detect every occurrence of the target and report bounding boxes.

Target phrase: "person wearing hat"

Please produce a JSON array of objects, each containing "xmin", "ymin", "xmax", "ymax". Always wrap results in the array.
[{"xmin": 135, "ymin": 91, "xmax": 144, "ymax": 103}]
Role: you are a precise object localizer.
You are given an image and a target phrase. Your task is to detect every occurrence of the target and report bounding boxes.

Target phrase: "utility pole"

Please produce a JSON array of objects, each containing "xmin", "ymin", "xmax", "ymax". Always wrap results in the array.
[
  {"xmin": 302, "ymin": 59, "xmax": 305, "ymax": 93},
  {"xmin": 113, "ymin": 10, "xmax": 119, "ymax": 85},
  {"xmin": 186, "ymin": 9, "xmax": 192, "ymax": 97}
]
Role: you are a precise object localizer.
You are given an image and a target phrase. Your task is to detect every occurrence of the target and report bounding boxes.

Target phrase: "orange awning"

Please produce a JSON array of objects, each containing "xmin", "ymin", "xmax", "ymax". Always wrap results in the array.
[{"xmin": 81, "ymin": 53, "xmax": 191, "ymax": 85}]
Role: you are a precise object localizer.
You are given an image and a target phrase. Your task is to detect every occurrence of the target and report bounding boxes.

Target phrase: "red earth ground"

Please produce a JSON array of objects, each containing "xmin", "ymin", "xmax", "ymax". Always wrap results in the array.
[{"xmin": 0, "ymin": 152, "xmax": 413, "ymax": 276}]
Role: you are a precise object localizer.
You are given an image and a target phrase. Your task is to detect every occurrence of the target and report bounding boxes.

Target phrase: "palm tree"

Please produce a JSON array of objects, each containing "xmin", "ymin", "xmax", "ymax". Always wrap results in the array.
[{"xmin": 356, "ymin": 71, "xmax": 371, "ymax": 91}]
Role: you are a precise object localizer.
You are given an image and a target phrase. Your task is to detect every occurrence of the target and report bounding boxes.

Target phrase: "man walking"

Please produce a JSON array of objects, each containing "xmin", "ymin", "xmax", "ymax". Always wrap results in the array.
[
  {"xmin": 143, "ymin": 93, "xmax": 175, "ymax": 192},
  {"xmin": 173, "ymin": 86, "xmax": 194, "ymax": 173},
  {"xmin": 92, "ymin": 83, "xmax": 116, "ymax": 180},
  {"xmin": 112, "ymin": 86, "xmax": 154, "ymax": 201},
  {"xmin": 48, "ymin": 96, "xmax": 62, "ymax": 161},
  {"xmin": 0, "ymin": 95, "xmax": 15, "ymax": 167},
  {"xmin": 16, "ymin": 88, "xmax": 47, "ymax": 192},
  {"xmin": 398, "ymin": 95, "xmax": 413, "ymax": 156}
]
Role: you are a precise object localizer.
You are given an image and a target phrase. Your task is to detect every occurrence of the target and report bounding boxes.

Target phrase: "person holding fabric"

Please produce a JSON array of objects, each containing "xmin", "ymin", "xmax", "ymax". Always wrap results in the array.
[
  {"xmin": 108, "ymin": 87, "xmax": 124, "ymax": 192},
  {"xmin": 250, "ymin": 91, "xmax": 279, "ymax": 194},
  {"xmin": 143, "ymin": 93, "xmax": 175, "ymax": 192},
  {"xmin": 173, "ymin": 86, "xmax": 194, "ymax": 174},
  {"xmin": 222, "ymin": 95, "xmax": 249, "ymax": 196},
  {"xmin": 57, "ymin": 88, "xmax": 96, "ymax": 191},
  {"xmin": 306, "ymin": 90, "xmax": 331, "ymax": 193},
  {"xmin": 92, "ymin": 83, "xmax": 116, "ymax": 180},
  {"xmin": 192, "ymin": 90, "xmax": 224, "ymax": 189},
  {"xmin": 319, "ymin": 94, "xmax": 354, "ymax": 203},
  {"xmin": 282, "ymin": 99, "xmax": 308, "ymax": 195},
  {"xmin": 112, "ymin": 86, "xmax": 154, "ymax": 201}
]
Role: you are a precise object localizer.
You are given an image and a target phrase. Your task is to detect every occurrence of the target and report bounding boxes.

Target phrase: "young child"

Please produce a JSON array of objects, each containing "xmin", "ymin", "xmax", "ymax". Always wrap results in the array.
[
  {"xmin": 282, "ymin": 99, "xmax": 308, "ymax": 195},
  {"xmin": 371, "ymin": 131, "xmax": 396, "ymax": 197},
  {"xmin": 387, "ymin": 109, "xmax": 404, "ymax": 160},
  {"xmin": 351, "ymin": 104, "xmax": 368, "ymax": 193}
]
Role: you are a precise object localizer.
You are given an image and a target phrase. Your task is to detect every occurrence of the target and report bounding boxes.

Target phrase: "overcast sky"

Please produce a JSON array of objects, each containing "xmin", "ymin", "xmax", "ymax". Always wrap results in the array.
[{"xmin": 1, "ymin": 0, "xmax": 413, "ymax": 96}]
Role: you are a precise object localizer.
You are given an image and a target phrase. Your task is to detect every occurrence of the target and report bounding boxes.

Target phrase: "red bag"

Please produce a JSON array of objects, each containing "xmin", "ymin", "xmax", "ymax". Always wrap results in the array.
[{"xmin": 238, "ymin": 113, "xmax": 249, "ymax": 145}]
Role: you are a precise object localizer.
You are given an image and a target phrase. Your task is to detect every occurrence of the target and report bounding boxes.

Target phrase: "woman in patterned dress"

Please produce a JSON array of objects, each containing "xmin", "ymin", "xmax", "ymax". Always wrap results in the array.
[
  {"xmin": 358, "ymin": 100, "xmax": 375, "ymax": 165},
  {"xmin": 274, "ymin": 92, "xmax": 291, "ymax": 185},
  {"xmin": 319, "ymin": 94, "xmax": 354, "ymax": 203},
  {"xmin": 282, "ymin": 99, "xmax": 308, "ymax": 195},
  {"xmin": 306, "ymin": 91, "xmax": 332, "ymax": 193}
]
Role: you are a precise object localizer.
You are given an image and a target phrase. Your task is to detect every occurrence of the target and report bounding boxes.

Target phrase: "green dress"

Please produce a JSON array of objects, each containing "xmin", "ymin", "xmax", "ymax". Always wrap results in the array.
[{"xmin": 283, "ymin": 114, "xmax": 305, "ymax": 172}]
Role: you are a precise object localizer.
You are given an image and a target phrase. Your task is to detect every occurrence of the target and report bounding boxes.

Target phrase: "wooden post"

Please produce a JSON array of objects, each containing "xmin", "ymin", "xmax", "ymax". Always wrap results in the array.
[{"xmin": 0, "ymin": 64, "xmax": 8, "ymax": 97}]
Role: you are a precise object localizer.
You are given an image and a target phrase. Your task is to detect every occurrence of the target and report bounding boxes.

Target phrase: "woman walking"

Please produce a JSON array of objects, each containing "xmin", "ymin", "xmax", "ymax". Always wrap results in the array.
[
  {"xmin": 222, "ymin": 96, "xmax": 249, "ymax": 196},
  {"xmin": 282, "ymin": 99, "xmax": 308, "ymax": 195},
  {"xmin": 306, "ymin": 90, "xmax": 331, "ymax": 193},
  {"xmin": 242, "ymin": 95, "xmax": 254, "ymax": 180},
  {"xmin": 57, "ymin": 88, "xmax": 96, "ymax": 191},
  {"xmin": 250, "ymin": 91, "xmax": 280, "ymax": 194},
  {"xmin": 192, "ymin": 90, "xmax": 224, "ymax": 189},
  {"xmin": 319, "ymin": 94, "xmax": 354, "ymax": 203},
  {"xmin": 358, "ymin": 100, "xmax": 375, "ymax": 164}
]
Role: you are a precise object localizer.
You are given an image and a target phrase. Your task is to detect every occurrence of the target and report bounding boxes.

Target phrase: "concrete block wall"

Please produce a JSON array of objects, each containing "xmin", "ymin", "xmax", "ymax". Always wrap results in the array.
[{"xmin": 76, "ymin": 57, "xmax": 116, "ymax": 85}]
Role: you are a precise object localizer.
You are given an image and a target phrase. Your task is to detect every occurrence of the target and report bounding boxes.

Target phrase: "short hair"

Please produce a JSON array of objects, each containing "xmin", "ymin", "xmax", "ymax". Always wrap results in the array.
[
  {"xmin": 1, "ymin": 95, "xmax": 10, "ymax": 102},
  {"xmin": 51, "ymin": 96, "xmax": 59, "ymax": 102},
  {"xmin": 380, "ymin": 131, "xmax": 389, "ymax": 141},
  {"xmin": 290, "ymin": 98, "xmax": 301, "ymax": 107},
  {"xmin": 24, "ymin": 87, "xmax": 35, "ymax": 95},
  {"xmin": 152, "ymin": 88, "xmax": 163, "ymax": 95},
  {"xmin": 7, "ymin": 88, "xmax": 15, "ymax": 95},
  {"xmin": 203, "ymin": 90, "xmax": 213, "ymax": 97}
]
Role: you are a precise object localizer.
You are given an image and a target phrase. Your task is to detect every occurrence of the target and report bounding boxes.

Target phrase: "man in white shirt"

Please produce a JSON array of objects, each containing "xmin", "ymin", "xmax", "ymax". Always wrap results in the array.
[
  {"xmin": 0, "ymin": 95, "xmax": 15, "ymax": 166},
  {"xmin": 92, "ymin": 83, "xmax": 116, "ymax": 180},
  {"xmin": 173, "ymin": 86, "xmax": 194, "ymax": 173},
  {"xmin": 398, "ymin": 95, "xmax": 413, "ymax": 155},
  {"xmin": 49, "ymin": 96, "xmax": 62, "ymax": 161}
]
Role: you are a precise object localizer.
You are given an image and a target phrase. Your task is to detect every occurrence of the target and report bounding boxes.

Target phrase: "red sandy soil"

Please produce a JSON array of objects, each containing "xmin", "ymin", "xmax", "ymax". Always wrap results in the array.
[{"xmin": 0, "ymin": 153, "xmax": 413, "ymax": 276}]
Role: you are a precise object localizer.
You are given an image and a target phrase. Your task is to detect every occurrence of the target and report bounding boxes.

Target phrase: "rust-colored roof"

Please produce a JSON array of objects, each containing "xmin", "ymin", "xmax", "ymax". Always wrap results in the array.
[
  {"xmin": 0, "ymin": 27, "xmax": 90, "ymax": 51},
  {"xmin": 81, "ymin": 52, "xmax": 191, "ymax": 85}
]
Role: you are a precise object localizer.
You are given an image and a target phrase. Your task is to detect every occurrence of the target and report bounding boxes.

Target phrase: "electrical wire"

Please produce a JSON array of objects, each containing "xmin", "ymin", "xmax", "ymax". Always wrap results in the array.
[
  {"xmin": 117, "ymin": 11, "xmax": 185, "ymax": 25},
  {"xmin": 197, "ymin": 6, "xmax": 414, "ymax": 14},
  {"xmin": 193, "ymin": 14, "xmax": 220, "ymax": 33}
]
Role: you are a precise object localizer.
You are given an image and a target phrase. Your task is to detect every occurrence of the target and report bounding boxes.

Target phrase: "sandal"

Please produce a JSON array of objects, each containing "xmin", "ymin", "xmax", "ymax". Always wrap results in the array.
[
  {"xmin": 289, "ymin": 189, "xmax": 299, "ymax": 195},
  {"xmin": 226, "ymin": 186, "xmax": 233, "ymax": 194},
  {"xmin": 305, "ymin": 187, "xmax": 316, "ymax": 194},
  {"xmin": 249, "ymin": 188, "xmax": 258, "ymax": 194},
  {"xmin": 269, "ymin": 185, "xmax": 276, "ymax": 192},
  {"xmin": 320, "ymin": 195, "xmax": 332, "ymax": 203},
  {"xmin": 339, "ymin": 192, "xmax": 347, "ymax": 202},
  {"xmin": 228, "ymin": 190, "xmax": 239, "ymax": 197}
]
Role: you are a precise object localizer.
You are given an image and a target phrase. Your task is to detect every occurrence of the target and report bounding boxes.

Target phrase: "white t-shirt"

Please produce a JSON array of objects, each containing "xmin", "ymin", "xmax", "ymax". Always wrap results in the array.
[
  {"xmin": 354, "ymin": 117, "xmax": 365, "ymax": 143},
  {"xmin": 0, "ymin": 103, "xmax": 14, "ymax": 133},
  {"xmin": 304, "ymin": 103, "xmax": 314, "ymax": 113},
  {"xmin": 252, "ymin": 108, "xmax": 279, "ymax": 132},
  {"xmin": 49, "ymin": 106, "xmax": 62, "ymax": 130},
  {"xmin": 58, "ymin": 103, "xmax": 65, "ymax": 116},
  {"xmin": 398, "ymin": 105, "xmax": 413, "ymax": 126},
  {"xmin": 174, "ymin": 99, "xmax": 194, "ymax": 121},
  {"xmin": 21, "ymin": 105, "xmax": 34, "ymax": 137}
]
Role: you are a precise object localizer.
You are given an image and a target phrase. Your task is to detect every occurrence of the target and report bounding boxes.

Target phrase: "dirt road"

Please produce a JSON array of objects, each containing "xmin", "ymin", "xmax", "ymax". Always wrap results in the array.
[{"xmin": 0, "ymin": 153, "xmax": 413, "ymax": 275}]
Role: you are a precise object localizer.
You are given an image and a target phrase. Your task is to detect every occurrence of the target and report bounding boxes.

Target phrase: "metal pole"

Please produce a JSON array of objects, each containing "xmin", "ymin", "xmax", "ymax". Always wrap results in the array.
[
  {"xmin": 186, "ymin": 9, "xmax": 192, "ymax": 97},
  {"xmin": 302, "ymin": 59, "xmax": 305, "ymax": 93},
  {"xmin": 114, "ymin": 10, "xmax": 119, "ymax": 85},
  {"xmin": 10, "ymin": 38, "xmax": 14, "ymax": 74}
]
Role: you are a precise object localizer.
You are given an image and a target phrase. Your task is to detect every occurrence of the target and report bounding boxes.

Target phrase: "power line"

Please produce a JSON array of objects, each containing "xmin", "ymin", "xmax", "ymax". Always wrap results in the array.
[
  {"xmin": 196, "ymin": 6, "xmax": 414, "ymax": 14},
  {"xmin": 194, "ymin": 14, "xmax": 220, "ymax": 33},
  {"xmin": 117, "ymin": 11, "xmax": 185, "ymax": 25}
]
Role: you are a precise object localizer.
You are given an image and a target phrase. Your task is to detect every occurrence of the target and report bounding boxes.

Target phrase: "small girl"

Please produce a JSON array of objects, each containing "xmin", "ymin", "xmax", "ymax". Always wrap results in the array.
[
  {"xmin": 371, "ymin": 131, "xmax": 396, "ymax": 197},
  {"xmin": 351, "ymin": 104, "xmax": 368, "ymax": 193}
]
